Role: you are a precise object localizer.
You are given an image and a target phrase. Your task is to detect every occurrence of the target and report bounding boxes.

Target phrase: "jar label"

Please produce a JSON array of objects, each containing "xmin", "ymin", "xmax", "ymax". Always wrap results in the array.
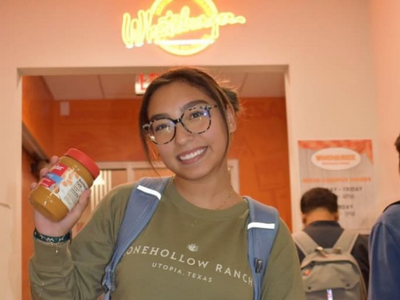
[{"xmin": 40, "ymin": 162, "xmax": 89, "ymax": 211}]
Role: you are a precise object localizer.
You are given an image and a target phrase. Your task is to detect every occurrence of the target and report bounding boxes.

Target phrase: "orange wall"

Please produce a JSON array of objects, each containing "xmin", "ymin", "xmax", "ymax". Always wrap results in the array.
[
  {"xmin": 51, "ymin": 99, "xmax": 143, "ymax": 160},
  {"xmin": 21, "ymin": 150, "xmax": 36, "ymax": 300},
  {"xmin": 232, "ymin": 97, "xmax": 291, "ymax": 228},
  {"xmin": 22, "ymin": 76, "xmax": 54, "ymax": 156},
  {"xmin": 51, "ymin": 97, "xmax": 291, "ymax": 227},
  {"xmin": 22, "ymin": 76, "xmax": 55, "ymax": 300}
]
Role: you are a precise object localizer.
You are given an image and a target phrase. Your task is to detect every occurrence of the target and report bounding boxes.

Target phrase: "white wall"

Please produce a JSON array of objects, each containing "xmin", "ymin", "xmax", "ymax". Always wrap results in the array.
[
  {"xmin": 369, "ymin": 0, "xmax": 400, "ymax": 210},
  {"xmin": 1, "ymin": 0, "xmax": 379, "ymax": 298}
]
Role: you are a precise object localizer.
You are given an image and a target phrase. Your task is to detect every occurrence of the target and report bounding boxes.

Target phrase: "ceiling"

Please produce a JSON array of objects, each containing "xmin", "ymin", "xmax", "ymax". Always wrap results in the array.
[{"xmin": 43, "ymin": 69, "xmax": 286, "ymax": 100}]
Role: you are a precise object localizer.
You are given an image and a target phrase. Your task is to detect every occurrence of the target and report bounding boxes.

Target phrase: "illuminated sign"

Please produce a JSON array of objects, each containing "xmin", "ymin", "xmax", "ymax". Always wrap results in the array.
[
  {"xmin": 135, "ymin": 73, "xmax": 160, "ymax": 95},
  {"xmin": 122, "ymin": 0, "xmax": 246, "ymax": 56}
]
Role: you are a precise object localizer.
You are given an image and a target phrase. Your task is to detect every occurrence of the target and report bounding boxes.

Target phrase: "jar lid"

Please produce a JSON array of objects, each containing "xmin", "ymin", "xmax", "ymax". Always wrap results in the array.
[{"xmin": 65, "ymin": 148, "xmax": 100, "ymax": 179}]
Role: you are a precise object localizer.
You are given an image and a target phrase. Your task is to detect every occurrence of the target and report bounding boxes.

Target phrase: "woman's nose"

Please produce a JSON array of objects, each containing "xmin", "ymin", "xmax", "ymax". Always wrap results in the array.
[{"xmin": 174, "ymin": 122, "xmax": 194, "ymax": 145}]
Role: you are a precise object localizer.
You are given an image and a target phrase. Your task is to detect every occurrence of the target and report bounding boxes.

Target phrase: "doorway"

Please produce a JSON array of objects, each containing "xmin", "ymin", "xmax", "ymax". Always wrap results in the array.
[{"xmin": 21, "ymin": 65, "xmax": 290, "ymax": 300}]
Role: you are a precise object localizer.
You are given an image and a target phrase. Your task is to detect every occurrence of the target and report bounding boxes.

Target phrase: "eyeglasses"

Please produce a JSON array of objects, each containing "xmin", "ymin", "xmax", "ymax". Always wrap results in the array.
[{"xmin": 142, "ymin": 104, "xmax": 218, "ymax": 145}]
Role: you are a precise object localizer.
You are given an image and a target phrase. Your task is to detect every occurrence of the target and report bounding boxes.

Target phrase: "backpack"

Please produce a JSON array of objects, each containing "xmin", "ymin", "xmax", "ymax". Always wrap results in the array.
[
  {"xmin": 293, "ymin": 230, "xmax": 367, "ymax": 300},
  {"xmin": 102, "ymin": 177, "xmax": 279, "ymax": 300}
]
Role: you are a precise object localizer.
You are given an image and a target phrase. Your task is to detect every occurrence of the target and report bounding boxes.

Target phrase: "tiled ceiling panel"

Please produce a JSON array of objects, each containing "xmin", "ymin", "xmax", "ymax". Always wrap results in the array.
[
  {"xmin": 99, "ymin": 74, "xmax": 139, "ymax": 99},
  {"xmin": 211, "ymin": 71, "xmax": 247, "ymax": 92},
  {"xmin": 43, "ymin": 75, "xmax": 104, "ymax": 100},
  {"xmin": 43, "ymin": 70, "xmax": 286, "ymax": 100},
  {"xmin": 241, "ymin": 72, "xmax": 285, "ymax": 98}
]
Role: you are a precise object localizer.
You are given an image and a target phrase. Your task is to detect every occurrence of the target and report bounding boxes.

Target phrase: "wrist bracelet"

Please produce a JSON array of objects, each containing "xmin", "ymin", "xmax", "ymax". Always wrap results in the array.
[{"xmin": 33, "ymin": 229, "xmax": 71, "ymax": 244}]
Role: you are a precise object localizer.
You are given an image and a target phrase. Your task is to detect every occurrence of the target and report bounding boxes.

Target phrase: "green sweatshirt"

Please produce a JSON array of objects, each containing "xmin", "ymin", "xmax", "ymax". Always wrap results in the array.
[{"xmin": 30, "ymin": 179, "xmax": 306, "ymax": 300}]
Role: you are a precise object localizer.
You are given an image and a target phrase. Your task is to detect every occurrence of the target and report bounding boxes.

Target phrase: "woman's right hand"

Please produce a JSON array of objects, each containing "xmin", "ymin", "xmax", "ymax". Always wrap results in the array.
[{"xmin": 31, "ymin": 156, "xmax": 92, "ymax": 237}]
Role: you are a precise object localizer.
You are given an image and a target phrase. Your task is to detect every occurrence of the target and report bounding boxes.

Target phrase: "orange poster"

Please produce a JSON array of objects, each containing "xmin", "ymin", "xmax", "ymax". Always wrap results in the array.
[{"xmin": 298, "ymin": 139, "xmax": 375, "ymax": 232}]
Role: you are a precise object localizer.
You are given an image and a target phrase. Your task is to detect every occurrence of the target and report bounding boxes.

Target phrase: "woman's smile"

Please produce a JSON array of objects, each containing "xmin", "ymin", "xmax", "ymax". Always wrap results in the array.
[{"xmin": 177, "ymin": 146, "xmax": 207, "ymax": 164}]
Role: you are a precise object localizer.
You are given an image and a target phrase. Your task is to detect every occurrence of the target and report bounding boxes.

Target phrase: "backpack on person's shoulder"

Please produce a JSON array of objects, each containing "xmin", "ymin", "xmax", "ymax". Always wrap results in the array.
[{"xmin": 293, "ymin": 230, "xmax": 367, "ymax": 300}]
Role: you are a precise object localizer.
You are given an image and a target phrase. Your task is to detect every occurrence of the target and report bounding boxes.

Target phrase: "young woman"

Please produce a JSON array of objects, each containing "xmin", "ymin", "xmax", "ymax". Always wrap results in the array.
[{"xmin": 30, "ymin": 67, "xmax": 305, "ymax": 300}]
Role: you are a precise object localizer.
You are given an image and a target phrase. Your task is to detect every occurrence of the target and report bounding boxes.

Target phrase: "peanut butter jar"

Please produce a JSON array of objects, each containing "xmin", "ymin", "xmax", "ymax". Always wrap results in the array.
[{"xmin": 29, "ymin": 148, "xmax": 100, "ymax": 222}]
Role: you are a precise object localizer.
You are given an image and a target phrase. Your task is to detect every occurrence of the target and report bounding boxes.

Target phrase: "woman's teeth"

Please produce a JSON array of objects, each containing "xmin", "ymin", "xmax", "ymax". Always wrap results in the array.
[{"xmin": 179, "ymin": 148, "xmax": 206, "ymax": 161}]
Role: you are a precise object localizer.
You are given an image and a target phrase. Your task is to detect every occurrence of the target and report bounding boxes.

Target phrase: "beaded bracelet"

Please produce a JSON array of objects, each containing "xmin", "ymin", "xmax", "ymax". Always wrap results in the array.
[{"xmin": 33, "ymin": 229, "xmax": 71, "ymax": 244}]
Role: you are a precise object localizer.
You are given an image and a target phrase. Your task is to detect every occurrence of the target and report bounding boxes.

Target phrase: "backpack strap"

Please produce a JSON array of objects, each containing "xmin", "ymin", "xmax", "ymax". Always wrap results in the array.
[
  {"xmin": 102, "ymin": 177, "xmax": 170, "ymax": 300},
  {"xmin": 333, "ymin": 229, "xmax": 367, "ymax": 299},
  {"xmin": 292, "ymin": 231, "xmax": 320, "ymax": 256},
  {"xmin": 246, "ymin": 197, "xmax": 280, "ymax": 300},
  {"xmin": 333, "ymin": 230, "xmax": 359, "ymax": 253}
]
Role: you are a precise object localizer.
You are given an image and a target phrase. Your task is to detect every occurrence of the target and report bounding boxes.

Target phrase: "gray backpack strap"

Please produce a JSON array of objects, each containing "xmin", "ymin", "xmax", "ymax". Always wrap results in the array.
[
  {"xmin": 102, "ymin": 176, "xmax": 170, "ymax": 300},
  {"xmin": 333, "ymin": 230, "xmax": 359, "ymax": 253},
  {"xmin": 292, "ymin": 231, "xmax": 320, "ymax": 256},
  {"xmin": 246, "ymin": 197, "xmax": 279, "ymax": 300},
  {"xmin": 334, "ymin": 230, "xmax": 367, "ymax": 299}
]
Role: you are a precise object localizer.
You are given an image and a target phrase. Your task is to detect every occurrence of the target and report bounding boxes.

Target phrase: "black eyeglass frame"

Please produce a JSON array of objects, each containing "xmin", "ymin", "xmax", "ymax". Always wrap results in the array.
[{"xmin": 142, "ymin": 104, "xmax": 218, "ymax": 145}]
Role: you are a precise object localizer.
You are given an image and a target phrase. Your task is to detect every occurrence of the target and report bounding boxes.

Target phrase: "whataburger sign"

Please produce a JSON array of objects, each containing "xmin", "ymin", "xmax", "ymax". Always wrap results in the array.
[{"xmin": 122, "ymin": 0, "xmax": 246, "ymax": 56}]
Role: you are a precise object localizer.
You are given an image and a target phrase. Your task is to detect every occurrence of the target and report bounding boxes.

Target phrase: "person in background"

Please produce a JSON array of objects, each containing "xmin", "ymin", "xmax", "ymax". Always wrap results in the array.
[
  {"xmin": 296, "ymin": 187, "xmax": 369, "ymax": 289},
  {"xmin": 368, "ymin": 133, "xmax": 400, "ymax": 300},
  {"xmin": 29, "ymin": 67, "xmax": 306, "ymax": 300}
]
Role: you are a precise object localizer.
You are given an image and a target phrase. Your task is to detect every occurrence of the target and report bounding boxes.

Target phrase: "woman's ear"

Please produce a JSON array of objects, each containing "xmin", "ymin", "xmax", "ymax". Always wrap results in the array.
[
  {"xmin": 148, "ymin": 142, "xmax": 159, "ymax": 160},
  {"xmin": 226, "ymin": 106, "xmax": 237, "ymax": 133},
  {"xmin": 334, "ymin": 211, "xmax": 339, "ymax": 221},
  {"xmin": 302, "ymin": 214, "xmax": 307, "ymax": 225}
]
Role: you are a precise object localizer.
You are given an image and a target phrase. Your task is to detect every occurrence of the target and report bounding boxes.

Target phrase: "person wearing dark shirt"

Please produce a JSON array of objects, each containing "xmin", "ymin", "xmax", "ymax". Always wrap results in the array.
[
  {"xmin": 295, "ymin": 187, "xmax": 369, "ymax": 290},
  {"xmin": 368, "ymin": 133, "xmax": 400, "ymax": 300}
]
